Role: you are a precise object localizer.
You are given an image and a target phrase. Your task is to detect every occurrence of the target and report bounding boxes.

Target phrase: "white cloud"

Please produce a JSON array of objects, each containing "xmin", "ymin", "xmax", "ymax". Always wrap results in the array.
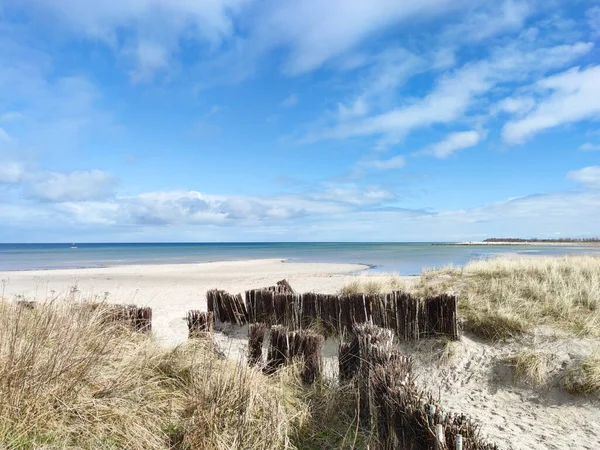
[
  {"xmin": 281, "ymin": 93, "xmax": 298, "ymax": 108},
  {"xmin": 337, "ymin": 97, "xmax": 370, "ymax": 120},
  {"xmin": 580, "ymin": 142, "xmax": 600, "ymax": 151},
  {"xmin": 127, "ymin": 40, "xmax": 169, "ymax": 82},
  {"xmin": 307, "ymin": 41, "xmax": 592, "ymax": 144},
  {"xmin": 15, "ymin": 0, "xmax": 250, "ymax": 80},
  {"xmin": 0, "ymin": 162, "xmax": 23, "ymax": 184},
  {"xmin": 422, "ymin": 130, "xmax": 485, "ymax": 158},
  {"xmin": 496, "ymin": 96, "xmax": 536, "ymax": 116},
  {"xmin": 503, "ymin": 65, "xmax": 600, "ymax": 143},
  {"xmin": 334, "ymin": 47, "xmax": 425, "ymax": 123},
  {"xmin": 28, "ymin": 170, "xmax": 117, "ymax": 202},
  {"xmin": 442, "ymin": 0, "xmax": 533, "ymax": 43},
  {"xmin": 360, "ymin": 155, "xmax": 406, "ymax": 171},
  {"xmin": 260, "ymin": 0, "xmax": 463, "ymax": 75},
  {"xmin": 308, "ymin": 183, "xmax": 397, "ymax": 206},
  {"xmin": 587, "ymin": 6, "xmax": 600, "ymax": 37},
  {"xmin": 567, "ymin": 166, "xmax": 600, "ymax": 189},
  {"xmin": 4, "ymin": 180, "xmax": 600, "ymax": 242},
  {"xmin": 22, "ymin": 182, "xmax": 396, "ymax": 228}
]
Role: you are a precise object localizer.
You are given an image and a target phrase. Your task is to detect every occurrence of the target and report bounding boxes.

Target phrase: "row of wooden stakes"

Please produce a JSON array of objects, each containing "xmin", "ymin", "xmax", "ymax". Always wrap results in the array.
[
  {"xmin": 207, "ymin": 286, "xmax": 460, "ymax": 341},
  {"xmin": 341, "ymin": 323, "xmax": 498, "ymax": 450},
  {"xmin": 185, "ymin": 314, "xmax": 498, "ymax": 450}
]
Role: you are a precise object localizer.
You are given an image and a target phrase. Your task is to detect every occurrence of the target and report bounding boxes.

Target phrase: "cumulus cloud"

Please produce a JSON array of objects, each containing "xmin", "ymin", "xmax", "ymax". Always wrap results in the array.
[
  {"xmin": 503, "ymin": 65, "xmax": 600, "ymax": 143},
  {"xmin": 27, "ymin": 170, "xmax": 117, "ymax": 202},
  {"xmin": 4, "ymin": 178, "xmax": 600, "ymax": 242},
  {"xmin": 46, "ymin": 183, "xmax": 397, "ymax": 228},
  {"xmin": 567, "ymin": 166, "xmax": 600, "ymax": 189}
]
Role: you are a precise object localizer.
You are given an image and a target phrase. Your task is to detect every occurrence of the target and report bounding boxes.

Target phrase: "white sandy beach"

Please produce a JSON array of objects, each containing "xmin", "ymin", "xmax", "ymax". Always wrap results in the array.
[
  {"xmin": 0, "ymin": 259, "xmax": 369, "ymax": 346},
  {"xmin": 1, "ymin": 259, "xmax": 599, "ymax": 450}
]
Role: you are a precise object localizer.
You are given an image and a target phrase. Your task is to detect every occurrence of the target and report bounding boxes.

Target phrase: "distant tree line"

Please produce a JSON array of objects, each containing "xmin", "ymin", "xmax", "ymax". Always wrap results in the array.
[{"xmin": 483, "ymin": 237, "xmax": 600, "ymax": 243}]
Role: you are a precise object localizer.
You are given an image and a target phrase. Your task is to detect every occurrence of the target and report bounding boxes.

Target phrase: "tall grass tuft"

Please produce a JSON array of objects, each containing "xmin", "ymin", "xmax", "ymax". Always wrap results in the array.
[
  {"xmin": 563, "ymin": 353, "xmax": 600, "ymax": 396},
  {"xmin": 0, "ymin": 301, "xmax": 309, "ymax": 449},
  {"xmin": 339, "ymin": 274, "xmax": 406, "ymax": 295},
  {"xmin": 507, "ymin": 350, "xmax": 551, "ymax": 386}
]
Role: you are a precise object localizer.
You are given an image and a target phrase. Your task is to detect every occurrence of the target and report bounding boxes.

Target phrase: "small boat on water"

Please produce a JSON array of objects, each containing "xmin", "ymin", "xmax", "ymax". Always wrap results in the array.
[{"xmin": 71, "ymin": 243, "xmax": 77, "ymax": 249}]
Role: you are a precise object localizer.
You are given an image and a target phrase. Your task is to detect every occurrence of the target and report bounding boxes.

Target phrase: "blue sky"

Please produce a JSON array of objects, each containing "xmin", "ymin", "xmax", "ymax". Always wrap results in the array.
[{"xmin": 1, "ymin": 0, "xmax": 599, "ymax": 242}]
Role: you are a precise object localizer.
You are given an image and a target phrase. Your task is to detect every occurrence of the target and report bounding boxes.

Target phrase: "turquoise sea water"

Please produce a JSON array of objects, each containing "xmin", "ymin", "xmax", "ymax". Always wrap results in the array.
[{"xmin": 1, "ymin": 243, "xmax": 600, "ymax": 275}]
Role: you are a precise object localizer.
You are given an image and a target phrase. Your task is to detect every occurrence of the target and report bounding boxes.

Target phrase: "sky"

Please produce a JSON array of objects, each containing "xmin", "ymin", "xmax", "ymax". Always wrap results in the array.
[{"xmin": 0, "ymin": 0, "xmax": 599, "ymax": 242}]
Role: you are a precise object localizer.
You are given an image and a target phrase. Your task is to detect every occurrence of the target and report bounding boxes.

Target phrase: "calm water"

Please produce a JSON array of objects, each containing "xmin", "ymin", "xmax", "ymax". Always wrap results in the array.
[{"xmin": 1, "ymin": 242, "xmax": 599, "ymax": 275}]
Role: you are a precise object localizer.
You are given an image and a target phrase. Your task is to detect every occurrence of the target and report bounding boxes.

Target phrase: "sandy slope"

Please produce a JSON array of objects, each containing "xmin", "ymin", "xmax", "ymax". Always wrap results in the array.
[
  {"xmin": 1, "ymin": 259, "xmax": 599, "ymax": 450},
  {"xmin": 405, "ymin": 335, "xmax": 600, "ymax": 450}
]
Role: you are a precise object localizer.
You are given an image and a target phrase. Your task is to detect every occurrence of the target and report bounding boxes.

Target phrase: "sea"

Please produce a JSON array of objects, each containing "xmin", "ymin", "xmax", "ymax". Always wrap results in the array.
[{"xmin": 1, "ymin": 242, "xmax": 600, "ymax": 275}]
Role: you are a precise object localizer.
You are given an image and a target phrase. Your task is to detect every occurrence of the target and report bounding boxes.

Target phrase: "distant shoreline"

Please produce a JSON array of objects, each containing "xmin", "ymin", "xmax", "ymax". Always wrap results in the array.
[{"xmin": 437, "ymin": 241, "xmax": 600, "ymax": 246}]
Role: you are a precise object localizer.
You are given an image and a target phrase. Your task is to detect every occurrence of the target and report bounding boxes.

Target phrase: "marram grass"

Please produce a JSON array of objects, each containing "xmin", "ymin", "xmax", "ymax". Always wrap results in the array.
[
  {"xmin": 0, "ymin": 301, "xmax": 372, "ymax": 449},
  {"xmin": 340, "ymin": 255, "xmax": 600, "ymax": 340}
]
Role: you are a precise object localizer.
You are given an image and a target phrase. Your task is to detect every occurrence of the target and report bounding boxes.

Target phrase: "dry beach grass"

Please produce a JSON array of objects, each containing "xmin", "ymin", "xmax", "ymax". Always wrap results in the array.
[
  {"xmin": 341, "ymin": 255, "xmax": 600, "ymax": 341},
  {"xmin": 0, "ymin": 300, "xmax": 375, "ymax": 449}
]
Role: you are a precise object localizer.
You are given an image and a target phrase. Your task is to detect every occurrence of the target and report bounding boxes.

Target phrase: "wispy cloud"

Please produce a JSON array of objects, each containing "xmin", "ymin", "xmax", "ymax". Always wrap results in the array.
[
  {"xmin": 27, "ymin": 170, "xmax": 118, "ymax": 202},
  {"xmin": 281, "ymin": 93, "xmax": 298, "ymax": 108},
  {"xmin": 503, "ymin": 65, "xmax": 600, "ymax": 143},
  {"xmin": 303, "ymin": 41, "xmax": 592, "ymax": 146},
  {"xmin": 357, "ymin": 155, "xmax": 407, "ymax": 171},
  {"xmin": 259, "ymin": 0, "xmax": 462, "ymax": 75},
  {"xmin": 0, "ymin": 128, "xmax": 12, "ymax": 142},
  {"xmin": 587, "ymin": 6, "xmax": 600, "ymax": 38},
  {"xmin": 567, "ymin": 166, "xmax": 600, "ymax": 189},
  {"xmin": 0, "ymin": 161, "xmax": 24, "ymax": 184},
  {"xmin": 13, "ymin": 0, "xmax": 249, "ymax": 81},
  {"xmin": 418, "ymin": 130, "xmax": 485, "ymax": 159},
  {"xmin": 580, "ymin": 143, "xmax": 600, "ymax": 151}
]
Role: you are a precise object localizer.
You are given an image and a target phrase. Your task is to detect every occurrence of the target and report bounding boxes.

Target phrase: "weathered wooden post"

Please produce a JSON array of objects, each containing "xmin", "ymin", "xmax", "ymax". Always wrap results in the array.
[
  {"xmin": 187, "ymin": 310, "xmax": 213, "ymax": 338},
  {"xmin": 265, "ymin": 325, "xmax": 289, "ymax": 374},
  {"xmin": 248, "ymin": 322, "xmax": 267, "ymax": 366},
  {"xmin": 135, "ymin": 306, "xmax": 153, "ymax": 332},
  {"xmin": 297, "ymin": 331, "xmax": 324, "ymax": 384}
]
